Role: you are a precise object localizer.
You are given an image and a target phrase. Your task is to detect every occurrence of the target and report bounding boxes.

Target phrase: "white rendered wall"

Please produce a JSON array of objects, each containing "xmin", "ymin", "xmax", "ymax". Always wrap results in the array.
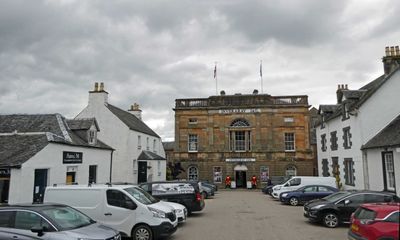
[
  {"xmin": 8, "ymin": 143, "xmax": 111, "ymax": 204},
  {"xmin": 365, "ymin": 147, "xmax": 400, "ymax": 194}
]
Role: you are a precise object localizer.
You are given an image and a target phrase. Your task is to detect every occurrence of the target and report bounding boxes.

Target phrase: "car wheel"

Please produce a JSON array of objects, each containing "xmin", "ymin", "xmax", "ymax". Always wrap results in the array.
[
  {"xmin": 289, "ymin": 197, "xmax": 299, "ymax": 206},
  {"xmin": 133, "ymin": 224, "xmax": 153, "ymax": 240},
  {"xmin": 202, "ymin": 191, "xmax": 208, "ymax": 199},
  {"xmin": 322, "ymin": 212, "xmax": 339, "ymax": 228}
]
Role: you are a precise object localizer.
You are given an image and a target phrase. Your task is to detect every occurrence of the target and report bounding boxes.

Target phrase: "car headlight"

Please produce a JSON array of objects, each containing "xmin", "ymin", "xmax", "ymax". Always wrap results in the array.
[
  {"xmin": 281, "ymin": 193, "xmax": 288, "ymax": 197},
  {"xmin": 175, "ymin": 209, "xmax": 183, "ymax": 214},
  {"xmin": 148, "ymin": 207, "xmax": 166, "ymax": 218},
  {"xmin": 311, "ymin": 204, "xmax": 325, "ymax": 210}
]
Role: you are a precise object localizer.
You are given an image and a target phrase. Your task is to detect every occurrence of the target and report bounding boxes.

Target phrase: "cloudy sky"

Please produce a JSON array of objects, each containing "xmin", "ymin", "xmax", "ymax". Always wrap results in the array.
[{"xmin": 1, "ymin": 0, "xmax": 399, "ymax": 140}]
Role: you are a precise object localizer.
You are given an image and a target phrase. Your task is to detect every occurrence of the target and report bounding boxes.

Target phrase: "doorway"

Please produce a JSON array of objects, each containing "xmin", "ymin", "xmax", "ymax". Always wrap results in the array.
[
  {"xmin": 138, "ymin": 161, "xmax": 148, "ymax": 184},
  {"xmin": 235, "ymin": 171, "xmax": 247, "ymax": 188},
  {"xmin": 33, "ymin": 169, "xmax": 48, "ymax": 203}
]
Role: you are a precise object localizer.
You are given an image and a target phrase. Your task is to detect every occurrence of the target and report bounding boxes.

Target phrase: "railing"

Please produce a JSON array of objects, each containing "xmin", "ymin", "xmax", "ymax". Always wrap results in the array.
[{"xmin": 175, "ymin": 95, "xmax": 308, "ymax": 108}]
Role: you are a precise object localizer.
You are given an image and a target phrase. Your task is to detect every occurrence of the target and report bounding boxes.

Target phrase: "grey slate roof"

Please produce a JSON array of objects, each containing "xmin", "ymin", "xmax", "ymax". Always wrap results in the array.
[
  {"xmin": 0, "ymin": 114, "xmax": 63, "ymax": 136},
  {"xmin": 162, "ymin": 141, "xmax": 175, "ymax": 151},
  {"xmin": 67, "ymin": 118, "xmax": 99, "ymax": 131},
  {"xmin": 319, "ymin": 67, "xmax": 399, "ymax": 123},
  {"xmin": 138, "ymin": 150, "xmax": 166, "ymax": 160},
  {"xmin": 0, "ymin": 114, "xmax": 113, "ymax": 168},
  {"xmin": 0, "ymin": 134, "xmax": 49, "ymax": 168},
  {"xmin": 362, "ymin": 114, "xmax": 400, "ymax": 149},
  {"xmin": 106, "ymin": 104, "xmax": 159, "ymax": 138}
]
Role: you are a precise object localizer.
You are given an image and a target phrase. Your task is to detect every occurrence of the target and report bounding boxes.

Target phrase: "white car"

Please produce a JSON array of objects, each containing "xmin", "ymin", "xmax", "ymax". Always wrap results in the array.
[{"xmin": 162, "ymin": 201, "xmax": 188, "ymax": 223}]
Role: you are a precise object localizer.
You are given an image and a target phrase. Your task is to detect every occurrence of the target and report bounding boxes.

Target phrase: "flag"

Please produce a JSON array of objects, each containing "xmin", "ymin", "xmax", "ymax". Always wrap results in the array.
[
  {"xmin": 260, "ymin": 61, "xmax": 262, "ymax": 77},
  {"xmin": 214, "ymin": 64, "xmax": 217, "ymax": 79}
]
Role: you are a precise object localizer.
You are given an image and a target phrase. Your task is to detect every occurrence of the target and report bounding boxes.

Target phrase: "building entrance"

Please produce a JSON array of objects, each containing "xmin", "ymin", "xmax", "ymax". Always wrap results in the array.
[{"xmin": 235, "ymin": 171, "xmax": 247, "ymax": 188}]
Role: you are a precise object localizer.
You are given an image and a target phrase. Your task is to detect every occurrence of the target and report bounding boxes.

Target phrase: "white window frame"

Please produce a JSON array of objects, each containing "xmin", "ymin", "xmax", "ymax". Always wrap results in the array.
[
  {"xmin": 153, "ymin": 139, "xmax": 157, "ymax": 153},
  {"xmin": 285, "ymin": 165, "xmax": 297, "ymax": 177},
  {"xmin": 188, "ymin": 134, "xmax": 198, "ymax": 152},
  {"xmin": 88, "ymin": 130, "xmax": 97, "ymax": 145},
  {"xmin": 383, "ymin": 152, "xmax": 395, "ymax": 191},
  {"xmin": 284, "ymin": 133, "xmax": 295, "ymax": 152}
]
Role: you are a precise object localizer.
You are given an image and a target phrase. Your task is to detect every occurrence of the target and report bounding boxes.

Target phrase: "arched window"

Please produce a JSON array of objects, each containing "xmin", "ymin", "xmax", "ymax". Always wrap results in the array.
[
  {"xmin": 188, "ymin": 166, "xmax": 198, "ymax": 181},
  {"xmin": 230, "ymin": 119, "xmax": 250, "ymax": 127},
  {"xmin": 229, "ymin": 119, "xmax": 251, "ymax": 151},
  {"xmin": 285, "ymin": 165, "xmax": 297, "ymax": 177}
]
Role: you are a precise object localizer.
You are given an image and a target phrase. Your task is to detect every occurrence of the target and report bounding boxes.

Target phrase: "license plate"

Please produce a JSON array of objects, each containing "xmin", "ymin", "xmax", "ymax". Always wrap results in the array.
[{"xmin": 351, "ymin": 224, "xmax": 359, "ymax": 232}]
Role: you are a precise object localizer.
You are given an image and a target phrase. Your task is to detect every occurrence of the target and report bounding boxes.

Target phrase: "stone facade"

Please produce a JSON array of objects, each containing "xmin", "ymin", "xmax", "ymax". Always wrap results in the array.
[{"xmin": 171, "ymin": 92, "xmax": 315, "ymax": 188}]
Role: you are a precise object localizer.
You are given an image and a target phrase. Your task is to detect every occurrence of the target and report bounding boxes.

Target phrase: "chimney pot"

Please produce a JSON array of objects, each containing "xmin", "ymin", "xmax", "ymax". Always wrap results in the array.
[
  {"xmin": 390, "ymin": 46, "xmax": 395, "ymax": 56},
  {"xmin": 337, "ymin": 84, "xmax": 340, "ymax": 90},
  {"xmin": 94, "ymin": 82, "xmax": 99, "ymax": 92},
  {"xmin": 395, "ymin": 46, "xmax": 399, "ymax": 56},
  {"xmin": 345, "ymin": 84, "xmax": 348, "ymax": 89},
  {"xmin": 253, "ymin": 89, "xmax": 259, "ymax": 94},
  {"xmin": 220, "ymin": 90, "xmax": 226, "ymax": 95},
  {"xmin": 385, "ymin": 46, "xmax": 390, "ymax": 56},
  {"xmin": 99, "ymin": 82, "xmax": 104, "ymax": 91}
]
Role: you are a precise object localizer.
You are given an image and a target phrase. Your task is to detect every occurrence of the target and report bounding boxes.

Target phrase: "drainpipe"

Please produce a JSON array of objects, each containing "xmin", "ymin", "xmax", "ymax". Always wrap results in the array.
[{"xmin": 109, "ymin": 150, "xmax": 114, "ymax": 183}]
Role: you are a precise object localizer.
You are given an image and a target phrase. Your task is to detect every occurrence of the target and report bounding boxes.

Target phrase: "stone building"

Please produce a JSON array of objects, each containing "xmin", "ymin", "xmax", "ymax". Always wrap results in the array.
[{"xmin": 171, "ymin": 90, "xmax": 315, "ymax": 188}]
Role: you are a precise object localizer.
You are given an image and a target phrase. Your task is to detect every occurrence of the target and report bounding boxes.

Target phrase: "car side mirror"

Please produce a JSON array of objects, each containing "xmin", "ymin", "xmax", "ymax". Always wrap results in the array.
[{"xmin": 31, "ymin": 226, "xmax": 45, "ymax": 237}]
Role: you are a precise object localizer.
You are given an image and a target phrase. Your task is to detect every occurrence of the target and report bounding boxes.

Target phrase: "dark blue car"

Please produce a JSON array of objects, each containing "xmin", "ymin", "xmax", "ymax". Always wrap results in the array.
[{"xmin": 279, "ymin": 185, "xmax": 338, "ymax": 206}]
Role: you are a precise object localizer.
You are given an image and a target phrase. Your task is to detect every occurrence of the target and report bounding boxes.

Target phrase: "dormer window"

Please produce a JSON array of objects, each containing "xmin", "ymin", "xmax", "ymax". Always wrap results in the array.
[{"xmin": 88, "ymin": 129, "xmax": 97, "ymax": 145}]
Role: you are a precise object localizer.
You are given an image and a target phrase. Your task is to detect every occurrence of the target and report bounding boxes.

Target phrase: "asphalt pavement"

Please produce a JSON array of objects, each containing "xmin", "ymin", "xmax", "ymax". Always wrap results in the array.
[{"xmin": 170, "ymin": 189, "xmax": 348, "ymax": 240}]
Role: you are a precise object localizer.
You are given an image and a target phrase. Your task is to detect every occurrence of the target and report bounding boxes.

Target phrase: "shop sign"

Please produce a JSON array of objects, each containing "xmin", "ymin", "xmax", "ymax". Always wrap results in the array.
[
  {"xmin": 226, "ymin": 158, "xmax": 255, "ymax": 162},
  {"xmin": 0, "ymin": 168, "xmax": 10, "ymax": 178},
  {"xmin": 63, "ymin": 151, "xmax": 83, "ymax": 164},
  {"xmin": 219, "ymin": 109, "xmax": 261, "ymax": 114}
]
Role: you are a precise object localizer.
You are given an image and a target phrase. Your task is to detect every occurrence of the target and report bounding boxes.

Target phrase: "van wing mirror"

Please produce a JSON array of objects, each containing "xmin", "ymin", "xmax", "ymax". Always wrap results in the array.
[
  {"xmin": 125, "ymin": 200, "xmax": 137, "ymax": 210},
  {"xmin": 31, "ymin": 226, "xmax": 45, "ymax": 237}
]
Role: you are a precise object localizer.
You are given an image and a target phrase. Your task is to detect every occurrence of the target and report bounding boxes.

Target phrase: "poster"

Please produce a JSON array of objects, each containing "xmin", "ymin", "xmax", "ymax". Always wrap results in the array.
[
  {"xmin": 213, "ymin": 166, "xmax": 222, "ymax": 183},
  {"xmin": 260, "ymin": 166, "xmax": 269, "ymax": 182}
]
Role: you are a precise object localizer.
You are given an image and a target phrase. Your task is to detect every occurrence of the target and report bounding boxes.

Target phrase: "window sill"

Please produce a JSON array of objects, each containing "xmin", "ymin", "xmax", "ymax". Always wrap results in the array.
[
  {"xmin": 188, "ymin": 150, "xmax": 198, "ymax": 153},
  {"xmin": 284, "ymin": 150, "xmax": 296, "ymax": 152}
]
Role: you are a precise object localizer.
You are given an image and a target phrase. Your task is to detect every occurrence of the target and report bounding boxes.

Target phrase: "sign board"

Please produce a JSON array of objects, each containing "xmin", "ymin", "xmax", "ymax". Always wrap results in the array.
[
  {"xmin": 219, "ymin": 109, "xmax": 261, "ymax": 114},
  {"xmin": 226, "ymin": 158, "xmax": 256, "ymax": 162},
  {"xmin": 63, "ymin": 151, "xmax": 83, "ymax": 164},
  {"xmin": 151, "ymin": 183, "xmax": 195, "ymax": 196}
]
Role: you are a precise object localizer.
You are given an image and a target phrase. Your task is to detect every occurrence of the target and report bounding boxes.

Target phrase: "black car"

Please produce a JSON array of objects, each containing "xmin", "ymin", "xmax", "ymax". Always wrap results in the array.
[
  {"xmin": 201, "ymin": 182, "xmax": 218, "ymax": 192},
  {"xmin": 303, "ymin": 190, "xmax": 399, "ymax": 228},
  {"xmin": 139, "ymin": 181, "xmax": 205, "ymax": 214}
]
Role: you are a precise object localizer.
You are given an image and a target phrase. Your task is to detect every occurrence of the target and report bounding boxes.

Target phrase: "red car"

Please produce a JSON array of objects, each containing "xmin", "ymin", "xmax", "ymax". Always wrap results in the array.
[{"xmin": 348, "ymin": 202, "xmax": 399, "ymax": 240}]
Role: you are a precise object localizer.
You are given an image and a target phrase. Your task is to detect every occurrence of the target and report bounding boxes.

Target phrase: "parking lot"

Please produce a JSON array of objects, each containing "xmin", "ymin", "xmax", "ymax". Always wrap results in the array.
[{"xmin": 170, "ymin": 190, "xmax": 348, "ymax": 240}]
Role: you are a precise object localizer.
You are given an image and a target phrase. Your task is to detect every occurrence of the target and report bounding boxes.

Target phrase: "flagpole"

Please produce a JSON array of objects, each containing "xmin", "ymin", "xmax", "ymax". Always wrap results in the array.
[
  {"xmin": 260, "ymin": 60, "xmax": 263, "ymax": 94},
  {"xmin": 214, "ymin": 62, "xmax": 218, "ymax": 95}
]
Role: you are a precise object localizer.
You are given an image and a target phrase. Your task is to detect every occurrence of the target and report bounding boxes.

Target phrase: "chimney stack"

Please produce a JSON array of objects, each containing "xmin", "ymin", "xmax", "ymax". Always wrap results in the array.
[
  {"xmin": 382, "ymin": 45, "xmax": 400, "ymax": 75},
  {"xmin": 88, "ymin": 82, "xmax": 108, "ymax": 105},
  {"xmin": 128, "ymin": 103, "xmax": 142, "ymax": 120},
  {"xmin": 253, "ymin": 89, "xmax": 259, "ymax": 94}
]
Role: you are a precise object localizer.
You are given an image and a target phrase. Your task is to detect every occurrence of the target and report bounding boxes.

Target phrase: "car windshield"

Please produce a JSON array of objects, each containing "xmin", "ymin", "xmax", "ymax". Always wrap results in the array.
[
  {"xmin": 124, "ymin": 187, "xmax": 159, "ymax": 205},
  {"xmin": 322, "ymin": 191, "xmax": 352, "ymax": 202},
  {"xmin": 42, "ymin": 206, "xmax": 94, "ymax": 231}
]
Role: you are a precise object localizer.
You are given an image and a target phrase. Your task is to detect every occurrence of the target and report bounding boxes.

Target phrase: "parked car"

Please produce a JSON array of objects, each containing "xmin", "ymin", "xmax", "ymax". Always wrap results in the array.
[
  {"xmin": 303, "ymin": 190, "xmax": 399, "ymax": 228},
  {"xmin": 44, "ymin": 184, "xmax": 178, "ymax": 240},
  {"xmin": 279, "ymin": 185, "xmax": 338, "ymax": 206},
  {"xmin": 139, "ymin": 181, "xmax": 205, "ymax": 214},
  {"xmin": 199, "ymin": 182, "xmax": 214, "ymax": 199},
  {"xmin": 262, "ymin": 176, "xmax": 291, "ymax": 195},
  {"xmin": 348, "ymin": 202, "xmax": 399, "ymax": 240},
  {"xmin": 201, "ymin": 181, "xmax": 218, "ymax": 192},
  {"xmin": 0, "ymin": 203, "xmax": 120, "ymax": 240},
  {"xmin": 272, "ymin": 176, "xmax": 336, "ymax": 199},
  {"xmin": 161, "ymin": 201, "xmax": 187, "ymax": 223}
]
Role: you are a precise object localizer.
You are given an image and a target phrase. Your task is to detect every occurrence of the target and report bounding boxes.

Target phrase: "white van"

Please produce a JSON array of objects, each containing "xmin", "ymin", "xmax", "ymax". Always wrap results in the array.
[
  {"xmin": 44, "ymin": 184, "xmax": 178, "ymax": 240},
  {"xmin": 271, "ymin": 176, "xmax": 336, "ymax": 199}
]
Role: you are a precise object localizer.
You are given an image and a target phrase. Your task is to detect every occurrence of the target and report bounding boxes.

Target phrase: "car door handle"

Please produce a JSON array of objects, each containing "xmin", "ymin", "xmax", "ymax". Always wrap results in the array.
[{"xmin": 104, "ymin": 212, "xmax": 112, "ymax": 216}]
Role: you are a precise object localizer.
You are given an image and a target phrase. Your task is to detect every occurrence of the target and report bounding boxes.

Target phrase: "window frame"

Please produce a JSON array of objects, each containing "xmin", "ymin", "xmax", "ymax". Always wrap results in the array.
[
  {"xmin": 188, "ymin": 134, "xmax": 198, "ymax": 152},
  {"xmin": 330, "ymin": 131, "xmax": 338, "ymax": 151},
  {"xmin": 321, "ymin": 134, "xmax": 327, "ymax": 152},
  {"xmin": 342, "ymin": 127, "xmax": 352, "ymax": 149},
  {"xmin": 343, "ymin": 158, "xmax": 355, "ymax": 186},
  {"xmin": 187, "ymin": 166, "xmax": 199, "ymax": 181},
  {"xmin": 87, "ymin": 129, "xmax": 97, "ymax": 145},
  {"xmin": 284, "ymin": 132, "xmax": 295, "ymax": 152},
  {"xmin": 382, "ymin": 152, "xmax": 396, "ymax": 192}
]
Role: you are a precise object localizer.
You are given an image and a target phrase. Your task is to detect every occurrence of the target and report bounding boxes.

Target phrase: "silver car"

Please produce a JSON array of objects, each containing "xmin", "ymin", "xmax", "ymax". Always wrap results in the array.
[{"xmin": 0, "ymin": 203, "xmax": 120, "ymax": 240}]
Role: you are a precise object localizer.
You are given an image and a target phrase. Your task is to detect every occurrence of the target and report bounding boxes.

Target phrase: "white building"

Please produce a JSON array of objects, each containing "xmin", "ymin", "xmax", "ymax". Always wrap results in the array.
[
  {"xmin": 316, "ymin": 46, "xmax": 400, "ymax": 193},
  {"xmin": 0, "ymin": 114, "xmax": 113, "ymax": 204},
  {"xmin": 76, "ymin": 83, "xmax": 166, "ymax": 184}
]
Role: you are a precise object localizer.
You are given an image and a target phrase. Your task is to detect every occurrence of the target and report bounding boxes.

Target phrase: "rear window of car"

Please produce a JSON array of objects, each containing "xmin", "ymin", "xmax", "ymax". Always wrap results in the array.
[
  {"xmin": 0, "ymin": 211, "xmax": 14, "ymax": 227},
  {"xmin": 385, "ymin": 212, "xmax": 399, "ymax": 223},
  {"xmin": 354, "ymin": 207, "xmax": 376, "ymax": 220}
]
